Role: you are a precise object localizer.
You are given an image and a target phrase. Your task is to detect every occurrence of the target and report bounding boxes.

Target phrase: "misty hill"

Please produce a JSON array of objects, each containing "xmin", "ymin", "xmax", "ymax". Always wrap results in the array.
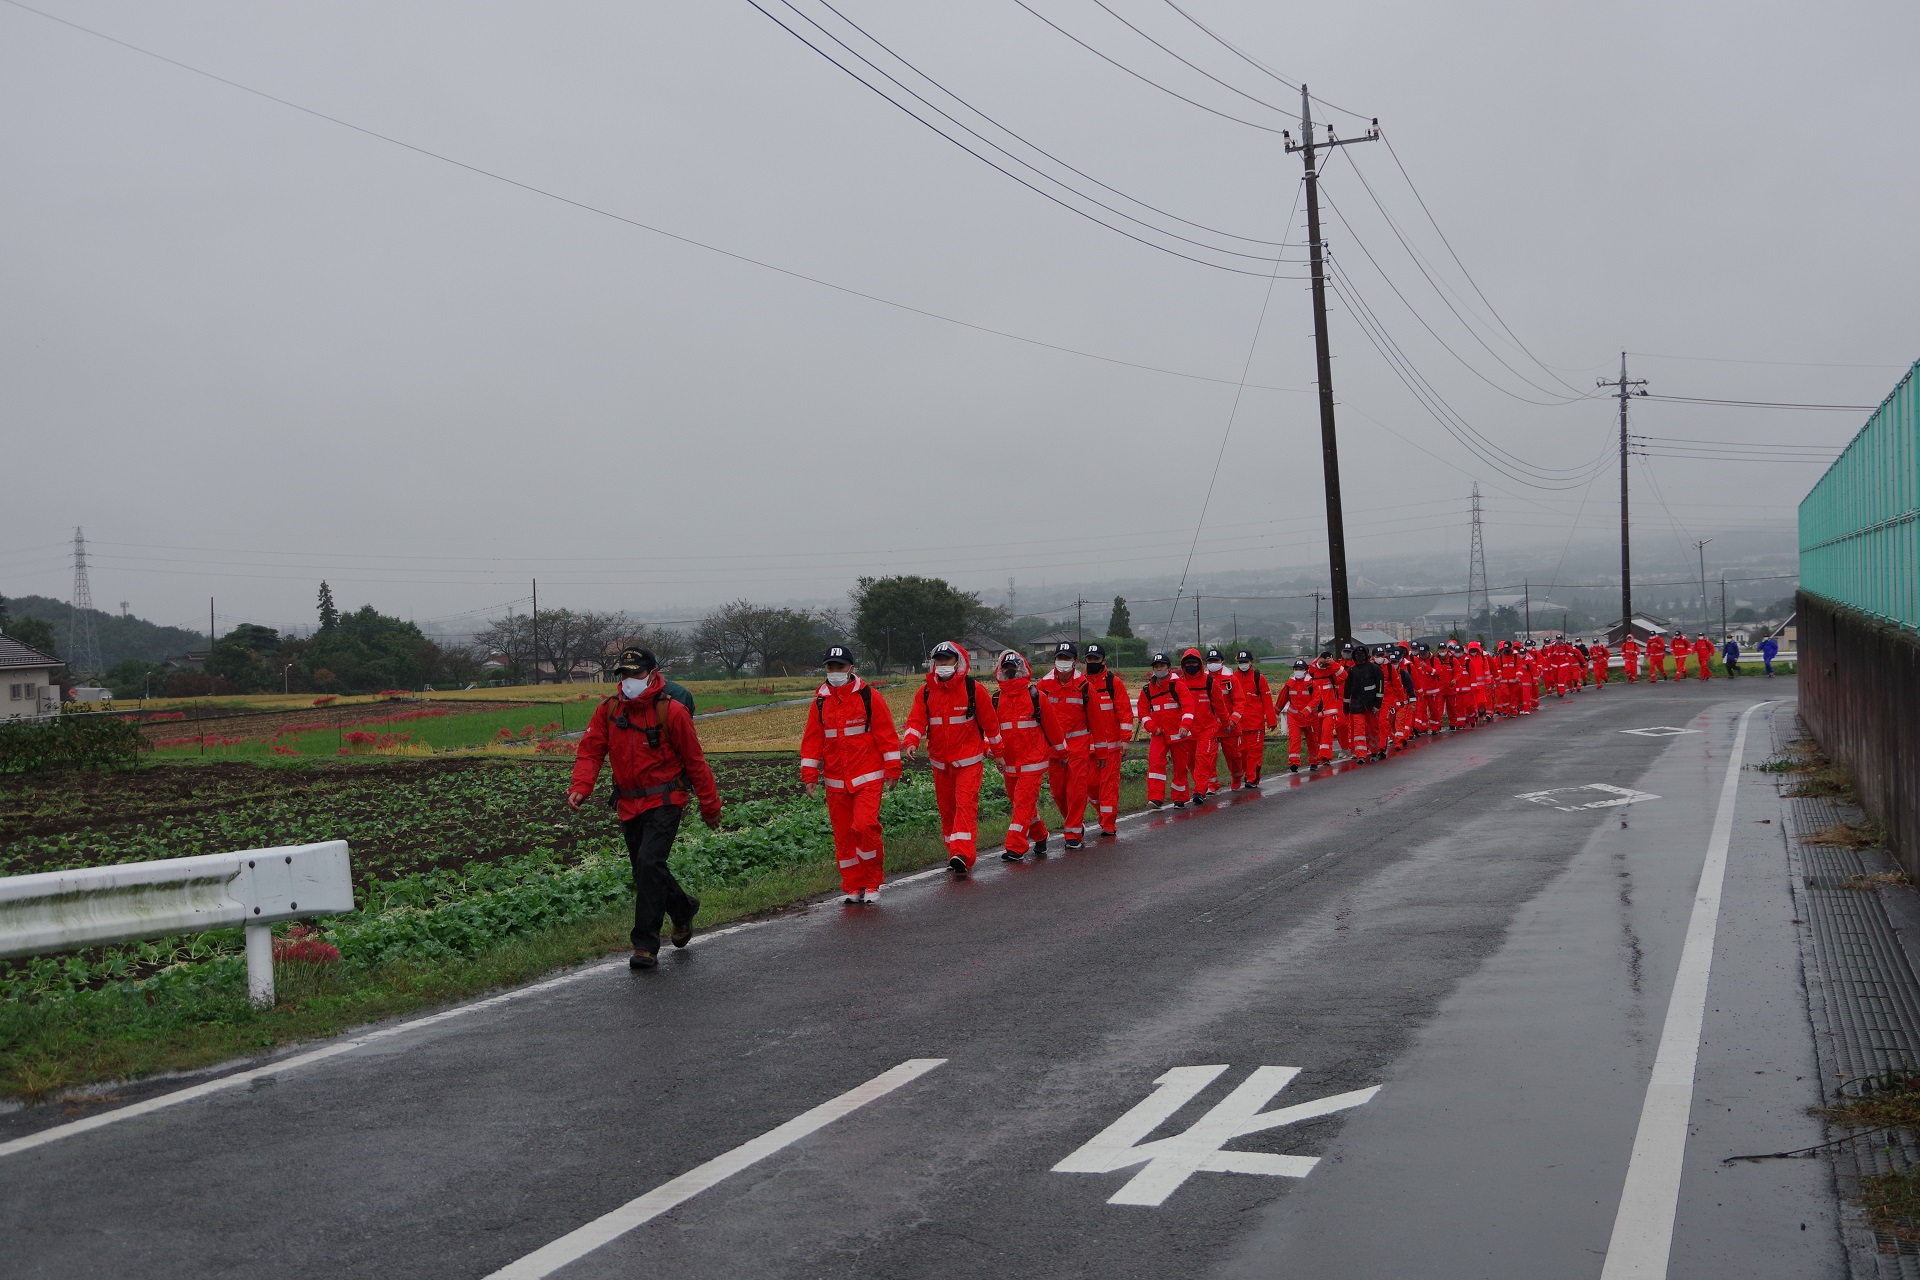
[{"xmin": 1, "ymin": 595, "xmax": 206, "ymax": 668}]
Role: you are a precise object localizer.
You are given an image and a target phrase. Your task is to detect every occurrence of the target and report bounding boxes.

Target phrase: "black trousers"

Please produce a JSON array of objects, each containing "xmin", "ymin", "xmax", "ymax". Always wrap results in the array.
[{"xmin": 622, "ymin": 804, "xmax": 694, "ymax": 953}]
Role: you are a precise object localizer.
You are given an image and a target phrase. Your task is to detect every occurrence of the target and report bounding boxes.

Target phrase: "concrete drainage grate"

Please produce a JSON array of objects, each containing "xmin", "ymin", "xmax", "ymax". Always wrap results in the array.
[{"xmin": 1782, "ymin": 722, "xmax": 1920, "ymax": 1275}]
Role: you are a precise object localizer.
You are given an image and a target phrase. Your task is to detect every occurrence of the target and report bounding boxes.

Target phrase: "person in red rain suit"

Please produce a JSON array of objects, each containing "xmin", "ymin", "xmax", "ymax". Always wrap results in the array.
[
  {"xmin": 800, "ymin": 645, "xmax": 903, "ymax": 905},
  {"xmin": 1343, "ymin": 644, "xmax": 1388, "ymax": 761},
  {"xmin": 1464, "ymin": 641, "xmax": 1493, "ymax": 722},
  {"xmin": 1383, "ymin": 649, "xmax": 1416, "ymax": 747},
  {"xmin": 570, "ymin": 647, "xmax": 723, "ymax": 969},
  {"xmin": 1137, "ymin": 651, "xmax": 1196, "ymax": 806},
  {"xmin": 902, "ymin": 641, "xmax": 1001, "ymax": 877},
  {"xmin": 1081, "ymin": 643, "xmax": 1133, "ymax": 836},
  {"xmin": 1178, "ymin": 648, "xmax": 1231, "ymax": 800},
  {"xmin": 1413, "ymin": 644, "xmax": 1445, "ymax": 731},
  {"xmin": 1671, "ymin": 631, "xmax": 1693, "ymax": 679},
  {"xmin": 1278, "ymin": 660, "xmax": 1320, "ymax": 770},
  {"xmin": 1645, "ymin": 631, "xmax": 1668, "ymax": 681},
  {"xmin": 1436, "ymin": 642, "xmax": 1469, "ymax": 731},
  {"xmin": 1037, "ymin": 641, "xmax": 1094, "ymax": 849},
  {"xmin": 1490, "ymin": 642, "xmax": 1514, "ymax": 716},
  {"xmin": 1620, "ymin": 634, "xmax": 1641, "ymax": 683},
  {"xmin": 1590, "ymin": 640, "xmax": 1611, "ymax": 689},
  {"xmin": 1694, "ymin": 633, "xmax": 1715, "ymax": 680},
  {"xmin": 991, "ymin": 650, "xmax": 1065, "ymax": 861},
  {"xmin": 1233, "ymin": 649, "xmax": 1277, "ymax": 785},
  {"xmin": 1201, "ymin": 647, "xmax": 1244, "ymax": 791}
]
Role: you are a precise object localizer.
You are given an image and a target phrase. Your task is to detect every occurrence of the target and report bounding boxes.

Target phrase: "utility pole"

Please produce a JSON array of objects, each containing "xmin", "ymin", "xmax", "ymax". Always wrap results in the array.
[
  {"xmin": 1719, "ymin": 574, "xmax": 1728, "ymax": 641},
  {"xmin": 1075, "ymin": 596, "xmax": 1086, "ymax": 647},
  {"xmin": 1284, "ymin": 91, "xmax": 1377, "ymax": 651},
  {"xmin": 1194, "ymin": 594, "xmax": 1203, "ymax": 650},
  {"xmin": 1523, "ymin": 578, "xmax": 1531, "ymax": 639},
  {"xmin": 1694, "ymin": 539, "xmax": 1712, "ymax": 631},
  {"xmin": 1312, "ymin": 591, "xmax": 1322, "ymax": 656},
  {"xmin": 1466, "ymin": 484, "xmax": 1489, "ymax": 630},
  {"xmin": 1598, "ymin": 353, "xmax": 1648, "ymax": 629},
  {"xmin": 531, "ymin": 579, "xmax": 539, "ymax": 684}
]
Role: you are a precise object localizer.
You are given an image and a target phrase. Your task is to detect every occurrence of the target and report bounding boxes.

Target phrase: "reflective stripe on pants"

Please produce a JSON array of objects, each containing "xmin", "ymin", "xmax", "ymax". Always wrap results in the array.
[
  {"xmin": 1001, "ymin": 767, "xmax": 1046, "ymax": 853},
  {"xmin": 1146, "ymin": 733, "xmax": 1195, "ymax": 804},
  {"xmin": 933, "ymin": 760, "xmax": 984, "ymax": 867},
  {"xmin": 1089, "ymin": 747, "xmax": 1123, "ymax": 833},
  {"xmin": 1046, "ymin": 741, "xmax": 1090, "ymax": 839},
  {"xmin": 825, "ymin": 783, "xmax": 885, "ymax": 893}
]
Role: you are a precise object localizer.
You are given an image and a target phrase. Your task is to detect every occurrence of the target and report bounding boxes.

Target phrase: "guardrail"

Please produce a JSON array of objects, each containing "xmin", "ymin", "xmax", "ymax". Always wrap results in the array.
[{"xmin": 0, "ymin": 841, "xmax": 354, "ymax": 1008}]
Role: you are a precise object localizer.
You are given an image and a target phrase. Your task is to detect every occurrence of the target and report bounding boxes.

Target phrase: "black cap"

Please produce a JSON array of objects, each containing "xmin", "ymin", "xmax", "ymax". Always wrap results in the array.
[
  {"xmin": 1150, "ymin": 650, "xmax": 1171, "ymax": 666},
  {"xmin": 1084, "ymin": 642, "xmax": 1106, "ymax": 660},
  {"xmin": 1205, "ymin": 647, "xmax": 1224, "ymax": 661},
  {"xmin": 1054, "ymin": 641, "xmax": 1077, "ymax": 659},
  {"xmin": 613, "ymin": 646, "xmax": 657, "ymax": 674},
  {"xmin": 822, "ymin": 644, "xmax": 853, "ymax": 666},
  {"xmin": 930, "ymin": 642, "xmax": 959, "ymax": 661},
  {"xmin": 1319, "ymin": 650, "xmax": 1333, "ymax": 660},
  {"xmin": 1236, "ymin": 649, "xmax": 1253, "ymax": 662},
  {"xmin": 1292, "ymin": 659, "xmax": 1308, "ymax": 670}
]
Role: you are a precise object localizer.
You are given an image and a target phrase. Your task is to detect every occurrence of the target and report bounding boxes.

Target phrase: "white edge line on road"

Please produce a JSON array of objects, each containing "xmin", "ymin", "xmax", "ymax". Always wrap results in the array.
[
  {"xmin": 482, "ymin": 1058, "xmax": 946, "ymax": 1280},
  {"xmin": 1598, "ymin": 700, "xmax": 1775, "ymax": 1280}
]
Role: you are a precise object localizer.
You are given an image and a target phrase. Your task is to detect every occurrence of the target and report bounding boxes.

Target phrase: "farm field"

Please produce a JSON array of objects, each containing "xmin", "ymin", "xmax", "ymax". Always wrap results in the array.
[{"xmin": 0, "ymin": 747, "xmax": 1158, "ymax": 1101}]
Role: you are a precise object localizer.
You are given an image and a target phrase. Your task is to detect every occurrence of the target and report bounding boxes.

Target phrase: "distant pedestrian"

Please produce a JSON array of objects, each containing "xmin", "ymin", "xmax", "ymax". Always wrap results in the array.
[
  {"xmin": 1760, "ymin": 633, "xmax": 1780, "ymax": 676},
  {"xmin": 801, "ymin": 646, "xmax": 902, "ymax": 905},
  {"xmin": 569, "ymin": 647, "xmax": 722, "ymax": 970},
  {"xmin": 1722, "ymin": 636, "xmax": 1742, "ymax": 677},
  {"xmin": 902, "ymin": 641, "xmax": 1000, "ymax": 876}
]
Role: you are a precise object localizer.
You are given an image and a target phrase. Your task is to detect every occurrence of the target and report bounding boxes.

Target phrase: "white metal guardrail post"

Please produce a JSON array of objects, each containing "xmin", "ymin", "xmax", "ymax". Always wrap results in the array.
[{"xmin": 0, "ymin": 841, "xmax": 354, "ymax": 1009}]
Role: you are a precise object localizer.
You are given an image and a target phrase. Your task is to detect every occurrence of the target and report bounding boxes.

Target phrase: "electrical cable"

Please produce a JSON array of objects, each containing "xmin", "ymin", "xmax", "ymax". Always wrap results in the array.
[
  {"xmin": 1626, "ymin": 351, "xmax": 1910, "ymax": 371},
  {"xmin": 1083, "ymin": 0, "xmax": 1298, "ymax": 119},
  {"xmin": 809, "ymin": 0, "xmax": 1302, "ymax": 248},
  {"xmin": 1008, "ymin": 0, "xmax": 1289, "ymax": 134},
  {"xmin": 755, "ymin": 0, "xmax": 1307, "ymax": 270},
  {"xmin": 1150, "ymin": 0, "xmax": 1374, "ymax": 123},
  {"xmin": 1641, "ymin": 394, "xmax": 1875, "ymax": 411},
  {"xmin": 0, "ymin": 0, "xmax": 1314, "ymax": 393}
]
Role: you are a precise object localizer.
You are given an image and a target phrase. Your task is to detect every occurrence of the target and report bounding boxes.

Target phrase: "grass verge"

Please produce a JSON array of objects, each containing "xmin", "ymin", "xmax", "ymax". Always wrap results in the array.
[{"xmin": 1817, "ymin": 1074, "xmax": 1920, "ymax": 1244}]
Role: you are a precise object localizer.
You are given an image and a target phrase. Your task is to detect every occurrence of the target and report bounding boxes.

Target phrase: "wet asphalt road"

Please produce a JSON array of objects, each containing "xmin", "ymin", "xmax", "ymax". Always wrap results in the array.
[{"xmin": 1, "ymin": 675, "xmax": 1839, "ymax": 1279}]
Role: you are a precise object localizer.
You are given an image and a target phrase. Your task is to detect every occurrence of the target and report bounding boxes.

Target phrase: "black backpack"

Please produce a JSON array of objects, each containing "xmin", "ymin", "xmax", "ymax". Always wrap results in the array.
[
  {"xmin": 815, "ymin": 684, "xmax": 875, "ymax": 733},
  {"xmin": 919, "ymin": 677, "xmax": 983, "ymax": 736}
]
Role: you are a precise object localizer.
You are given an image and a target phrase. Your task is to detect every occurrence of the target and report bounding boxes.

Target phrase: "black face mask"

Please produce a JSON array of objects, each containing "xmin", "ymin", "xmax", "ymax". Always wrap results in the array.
[
  {"xmin": 1181, "ymin": 663, "xmax": 1201, "ymax": 675},
  {"xmin": 1086, "ymin": 661, "xmax": 1105, "ymax": 674}
]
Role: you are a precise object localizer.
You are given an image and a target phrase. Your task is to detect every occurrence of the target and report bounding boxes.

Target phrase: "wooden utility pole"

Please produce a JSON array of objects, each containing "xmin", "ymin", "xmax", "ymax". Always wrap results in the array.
[
  {"xmin": 1598, "ymin": 354, "xmax": 1648, "ymax": 629},
  {"xmin": 1285, "ymin": 90, "xmax": 1378, "ymax": 652}
]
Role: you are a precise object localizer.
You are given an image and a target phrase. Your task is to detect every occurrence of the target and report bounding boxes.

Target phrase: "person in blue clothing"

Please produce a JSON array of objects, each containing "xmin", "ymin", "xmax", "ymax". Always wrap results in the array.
[
  {"xmin": 1759, "ymin": 633, "xmax": 1780, "ymax": 677},
  {"xmin": 1722, "ymin": 635, "xmax": 1742, "ymax": 677}
]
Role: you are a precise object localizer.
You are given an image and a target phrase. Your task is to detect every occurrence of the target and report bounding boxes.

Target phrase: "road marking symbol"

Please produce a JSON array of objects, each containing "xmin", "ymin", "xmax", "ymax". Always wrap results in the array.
[
  {"xmin": 1515, "ymin": 783, "xmax": 1660, "ymax": 812},
  {"xmin": 1053, "ymin": 1065, "xmax": 1378, "ymax": 1206},
  {"xmin": 484, "ymin": 1058, "xmax": 945, "ymax": 1279},
  {"xmin": 1620, "ymin": 726, "xmax": 1700, "ymax": 738}
]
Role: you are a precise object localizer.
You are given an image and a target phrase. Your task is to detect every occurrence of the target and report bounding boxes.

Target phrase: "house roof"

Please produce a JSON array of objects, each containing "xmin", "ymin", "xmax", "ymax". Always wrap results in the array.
[{"xmin": 0, "ymin": 634, "xmax": 62, "ymax": 669}]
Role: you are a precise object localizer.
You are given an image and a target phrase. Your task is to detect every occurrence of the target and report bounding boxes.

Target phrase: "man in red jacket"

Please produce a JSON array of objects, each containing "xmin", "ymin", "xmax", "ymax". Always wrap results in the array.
[
  {"xmin": 1646, "ymin": 631, "xmax": 1668, "ymax": 681},
  {"xmin": 1279, "ymin": 659, "xmax": 1321, "ymax": 770},
  {"xmin": 993, "ymin": 650, "xmax": 1065, "ymax": 860},
  {"xmin": 1037, "ymin": 642, "xmax": 1094, "ymax": 849},
  {"xmin": 1620, "ymin": 634, "xmax": 1641, "ymax": 683},
  {"xmin": 902, "ymin": 641, "xmax": 1000, "ymax": 876},
  {"xmin": 569, "ymin": 647, "xmax": 723, "ymax": 970},
  {"xmin": 1590, "ymin": 640, "xmax": 1611, "ymax": 690},
  {"xmin": 1081, "ymin": 643, "xmax": 1133, "ymax": 837},
  {"xmin": 1233, "ymin": 649, "xmax": 1276, "ymax": 786},
  {"xmin": 1179, "ymin": 647, "xmax": 1231, "ymax": 800},
  {"xmin": 1694, "ymin": 633, "xmax": 1715, "ymax": 680},
  {"xmin": 801, "ymin": 645, "xmax": 902, "ymax": 905},
  {"xmin": 1671, "ymin": 631, "xmax": 1693, "ymax": 680},
  {"xmin": 1137, "ymin": 651, "xmax": 1196, "ymax": 806}
]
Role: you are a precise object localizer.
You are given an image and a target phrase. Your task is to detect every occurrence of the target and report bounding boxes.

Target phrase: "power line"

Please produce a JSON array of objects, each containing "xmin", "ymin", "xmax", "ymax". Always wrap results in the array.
[
  {"xmin": 1151, "ymin": 0, "xmax": 1374, "ymax": 123},
  {"xmin": 1641, "ymin": 393, "xmax": 1876, "ymax": 411},
  {"xmin": 752, "ymin": 0, "xmax": 1310, "ymax": 272},
  {"xmin": 1626, "ymin": 350, "xmax": 1910, "ymax": 371},
  {"xmin": 0, "ymin": 0, "xmax": 1314, "ymax": 393},
  {"xmin": 807, "ymin": 0, "xmax": 1300, "ymax": 248},
  {"xmin": 1084, "ymin": 0, "xmax": 1298, "ymax": 119},
  {"xmin": 1008, "ymin": 0, "xmax": 1290, "ymax": 134}
]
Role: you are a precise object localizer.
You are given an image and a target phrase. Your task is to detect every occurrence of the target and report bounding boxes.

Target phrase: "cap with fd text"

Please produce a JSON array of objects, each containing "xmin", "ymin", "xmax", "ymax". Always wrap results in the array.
[
  {"xmin": 612, "ymin": 647, "xmax": 657, "ymax": 674},
  {"xmin": 1292, "ymin": 659, "xmax": 1308, "ymax": 670},
  {"xmin": 1084, "ymin": 642, "xmax": 1107, "ymax": 660},
  {"xmin": 930, "ymin": 642, "xmax": 959, "ymax": 662},
  {"xmin": 822, "ymin": 645, "xmax": 853, "ymax": 666},
  {"xmin": 1054, "ymin": 641, "xmax": 1077, "ymax": 659},
  {"xmin": 1206, "ymin": 647, "xmax": 1225, "ymax": 662},
  {"xmin": 1150, "ymin": 651, "xmax": 1171, "ymax": 666},
  {"xmin": 1236, "ymin": 649, "xmax": 1253, "ymax": 662}
]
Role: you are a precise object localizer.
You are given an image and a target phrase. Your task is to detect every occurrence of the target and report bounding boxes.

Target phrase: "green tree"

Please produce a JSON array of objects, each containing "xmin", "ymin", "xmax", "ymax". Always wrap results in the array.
[
  {"xmin": 317, "ymin": 581, "xmax": 340, "ymax": 632},
  {"xmin": 5, "ymin": 615, "xmax": 59, "ymax": 659},
  {"xmin": 1108, "ymin": 596, "xmax": 1133, "ymax": 639},
  {"xmin": 303, "ymin": 604, "xmax": 442, "ymax": 692},
  {"xmin": 1730, "ymin": 606, "xmax": 1758, "ymax": 624},
  {"xmin": 205, "ymin": 624, "xmax": 285, "ymax": 692},
  {"xmin": 851, "ymin": 575, "xmax": 1001, "ymax": 671}
]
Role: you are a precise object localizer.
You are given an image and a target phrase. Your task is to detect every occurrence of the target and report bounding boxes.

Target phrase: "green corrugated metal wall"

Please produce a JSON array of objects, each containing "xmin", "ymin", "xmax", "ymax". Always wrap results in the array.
[{"xmin": 1799, "ymin": 359, "xmax": 1920, "ymax": 630}]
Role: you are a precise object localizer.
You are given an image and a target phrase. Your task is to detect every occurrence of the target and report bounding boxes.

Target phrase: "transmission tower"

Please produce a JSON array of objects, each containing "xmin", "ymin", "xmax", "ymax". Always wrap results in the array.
[
  {"xmin": 68, "ymin": 526, "xmax": 103, "ymax": 676},
  {"xmin": 1465, "ymin": 486, "xmax": 1490, "ymax": 632}
]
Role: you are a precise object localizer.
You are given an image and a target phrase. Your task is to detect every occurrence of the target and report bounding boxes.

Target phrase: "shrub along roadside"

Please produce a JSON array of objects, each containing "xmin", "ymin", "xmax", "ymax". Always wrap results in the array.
[
  {"xmin": 0, "ymin": 716, "xmax": 150, "ymax": 774},
  {"xmin": 2, "ymin": 768, "xmax": 1149, "ymax": 1102}
]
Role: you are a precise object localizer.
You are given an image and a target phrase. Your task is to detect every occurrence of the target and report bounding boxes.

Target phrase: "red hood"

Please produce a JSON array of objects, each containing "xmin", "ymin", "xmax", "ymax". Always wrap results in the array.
[
  {"xmin": 995, "ymin": 649, "xmax": 1031, "ymax": 680},
  {"xmin": 923, "ymin": 640, "xmax": 971, "ymax": 685}
]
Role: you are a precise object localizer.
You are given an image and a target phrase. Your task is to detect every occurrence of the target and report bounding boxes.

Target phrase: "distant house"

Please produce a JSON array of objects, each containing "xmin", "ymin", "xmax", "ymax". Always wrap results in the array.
[
  {"xmin": 162, "ymin": 652, "xmax": 208, "ymax": 671},
  {"xmin": 1, "ymin": 634, "xmax": 63, "ymax": 721},
  {"xmin": 1605, "ymin": 612, "xmax": 1674, "ymax": 645},
  {"xmin": 959, "ymin": 636, "xmax": 1017, "ymax": 669}
]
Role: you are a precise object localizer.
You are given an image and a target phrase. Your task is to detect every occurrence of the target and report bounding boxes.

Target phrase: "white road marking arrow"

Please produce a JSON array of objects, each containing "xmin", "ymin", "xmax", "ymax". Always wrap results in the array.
[
  {"xmin": 1053, "ymin": 1065, "xmax": 1379, "ymax": 1206},
  {"xmin": 1515, "ymin": 783, "xmax": 1660, "ymax": 812}
]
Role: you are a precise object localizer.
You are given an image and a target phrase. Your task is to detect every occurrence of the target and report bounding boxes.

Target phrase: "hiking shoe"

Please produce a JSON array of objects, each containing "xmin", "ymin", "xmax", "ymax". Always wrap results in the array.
[
  {"xmin": 1148, "ymin": 799, "xmax": 1164, "ymax": 809},
  {"xmin": 865, "ymin": 885, "xmax": 882, "ymax": 903},
  {"xmin": 629, "ymin": 950, "xmax": 657, "ymax": 970},
  {"xmin": 1172, "ymin": 800, "xmax": 1188, "ymax": 808},
  {"xmin": 1098, "ymin": 828, "xmax": 1117, "ymax": 838},
  {"xmin": 1289, "ymin": 764, "xmax": 1299, "ymax": 773},
  {"xmin": 948, "ymin": 855, "xmax": 968, "ymax": 876},
  {"xmin": 1034, "ymin": 837, "xmax": 1048, "ymax": 855},
  {"xmin": 843, "ymin": 890, "xmax": 866, "ymax": 905},
  {"xmin": 1002, "ymin": 849, "xmax": 1025, "ymax": 862},
  {"xmin": 1064, "ymin": 838, "xmax": 1083, "ymax": 850},
  {"xmin": 670, "ymin": 896, "xmax": 700, "ymax": 948}
]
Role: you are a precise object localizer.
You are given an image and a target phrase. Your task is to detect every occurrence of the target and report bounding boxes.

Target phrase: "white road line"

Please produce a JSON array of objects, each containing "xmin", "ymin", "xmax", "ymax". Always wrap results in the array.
[
  {"xmin": 1599, "ymin": 700, "xmax": 1774, "ymax": 1279},
  {"xmin": 482, "ymin": 1058, "xmax": 945, "ymax": 1280},
  {"xmin": 0, "ymin": 919, "xmax": 768, "ymax": 1160}
]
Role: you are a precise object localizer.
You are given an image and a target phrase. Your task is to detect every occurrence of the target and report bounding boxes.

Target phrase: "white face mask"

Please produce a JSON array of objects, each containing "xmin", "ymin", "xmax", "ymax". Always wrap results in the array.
[
  {"xmin": 1054, "ymin": 659, "xmax": 1075, "ymax": 673},
  {"xmin": 1206, "ymin": 661, "xmax": 1223, "ymax": 673},
  {"xmin": 619, "ymin": 676, "xmax": 648, "ymax": 699},
  {"xmin": 933, "ymin": 663, "xmax": 957, "ymax": 679},
  {"xmin": 825, "ymin": 671, "xmax": 851, "ymax": 687},
  {"xmin": 1237, "ymin": 662, "xmax": 1251, "ymax": 672}
]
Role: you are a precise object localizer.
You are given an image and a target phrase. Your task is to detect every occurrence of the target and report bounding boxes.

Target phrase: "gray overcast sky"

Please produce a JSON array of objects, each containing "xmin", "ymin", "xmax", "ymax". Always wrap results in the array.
[{"xmin": 3, "ymin": 0, "xmax": 1914, "ymax": 636}]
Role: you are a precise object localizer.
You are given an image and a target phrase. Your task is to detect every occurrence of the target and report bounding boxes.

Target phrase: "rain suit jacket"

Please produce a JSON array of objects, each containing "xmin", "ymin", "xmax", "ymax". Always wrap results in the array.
[{"xmin": 800, "ymin": 673, "xmax": 902, "ymax": 791}]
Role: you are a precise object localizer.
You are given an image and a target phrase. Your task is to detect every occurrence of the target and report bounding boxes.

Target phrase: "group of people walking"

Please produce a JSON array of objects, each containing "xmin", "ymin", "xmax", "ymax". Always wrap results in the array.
[{"xmin": 569, "ymin": 625, "xmax": 1783, "ymax": 967}]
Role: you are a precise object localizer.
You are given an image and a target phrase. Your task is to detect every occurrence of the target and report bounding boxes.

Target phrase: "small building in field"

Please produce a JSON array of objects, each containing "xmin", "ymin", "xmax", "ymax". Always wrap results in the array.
[
  {"xmin": 1, "ymin": 634, "xmax": 63, "ymax": 721},
  {"xmin": 1605, "ymin": 612, "xmax": 1674, "ymax": 645}
]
